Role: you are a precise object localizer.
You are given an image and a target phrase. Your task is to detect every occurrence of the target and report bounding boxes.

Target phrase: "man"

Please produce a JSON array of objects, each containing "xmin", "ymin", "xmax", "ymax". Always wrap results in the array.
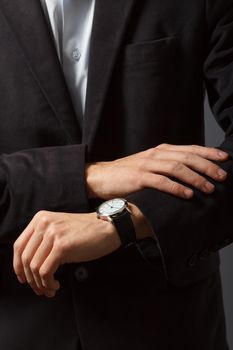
[{"xmin": 0, "ymin": 0, "xmax": 232, "ymax": 349}]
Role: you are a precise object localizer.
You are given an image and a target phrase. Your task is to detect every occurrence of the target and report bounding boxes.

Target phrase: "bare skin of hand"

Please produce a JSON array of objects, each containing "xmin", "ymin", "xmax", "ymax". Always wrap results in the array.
[
  {"xmin": 13, "ymin": 144, "xmax": 229, "ymax": 298},
  {"xmin": 13, "ymin": 211, "xmax": 121, "ymax": 297},
  {"xmin": 86, "ymin": 144, "xmax": 229, "ymax": 200},
  {"xmin": 13, "ymin": 205, "xmax": 151, "ymax": 297}
]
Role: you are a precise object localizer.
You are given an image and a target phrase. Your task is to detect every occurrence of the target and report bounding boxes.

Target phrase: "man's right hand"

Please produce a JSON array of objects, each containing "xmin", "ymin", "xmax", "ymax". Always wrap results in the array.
[{"xmin": 85, "ymin": 143, "xmax": 229, "ymax": 200}]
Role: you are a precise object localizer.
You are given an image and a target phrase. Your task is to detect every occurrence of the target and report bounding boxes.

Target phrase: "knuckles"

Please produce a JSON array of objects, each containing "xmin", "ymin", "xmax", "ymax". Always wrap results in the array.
[
  {"xmin": 46, "ymin": 226, "xmax": 58, "ymax": 240},
  {"xmin": 13, "ymin": 211, "xmax": 70, "ymax": 291},
  {"xmin": 182, "ymin": 152, "xmax": 192, "ymax": 162},
  {"xmin": 35, "ymin": 210, "xmax": 53, "ymax": 227},
  {"xmin": 35, "ymin": 210, "xmax": 50, "ymax": 220},
  {"xmin": 13, "ymin": 241, "xmax": 20, "ymax": 253},
  {"xmin": 169, "ymin": 161, "xmax": 184, "ymax": 172},
  {"xmin": 30, "ymin": 262, "xmax": 39, "ymax": 274},
  {"xmin": 35, "ymin": 212, "xmax": 68, "ymax": 241},
  {"xmin": 156, "ymin": 143, "xmax": 170, "ymax": 150},
  {"xmin": 145, "ymin": 147, "xmax": 157, "ymax": 158},
  {"xmin": 208, "ymin": 164, "xmax": 219, "ymax": 175},
  {"xmin": 154, "ymin": 175, "xmax": 167, "ymax": 187},
  {"xmin": 39, "ymin": 267, "xmax": 49, "ymax": 279},
  {"xmin": 169, "ymin": 181, "xmax": 181, "ymax": 194},
  {"xmin": 21, "ymin": 253, "xmax": 30, "ymax": 266}
]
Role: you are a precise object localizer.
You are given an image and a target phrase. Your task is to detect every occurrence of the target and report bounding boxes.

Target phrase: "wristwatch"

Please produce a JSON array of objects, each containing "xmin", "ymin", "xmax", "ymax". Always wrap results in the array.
[{"xmin": 96, "ymin": 198, "xmax": 137, "ymax": 247}]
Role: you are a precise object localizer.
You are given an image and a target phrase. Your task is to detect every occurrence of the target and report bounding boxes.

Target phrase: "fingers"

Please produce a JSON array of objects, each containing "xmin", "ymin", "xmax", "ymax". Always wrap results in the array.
[
  {"xmin": 150, "ymin": 150, "xmax": 228, "ymax": 183},
  {"xmin": 13, "ymin": 211, "xmax": 61, "ymax": 298},
  {"xmin": 29, "ymin": 238, "xmax": 56, "ymax": 290},
  {"xmin": 13, "ymin": 222, "xmax": 35, "ymax": 284},
  {"xmin": 28, "ymin": 238, "xmax": 60, "ymax": 297},
  {"xmin": 178, "ymin": 153, "xmax": 227, "ymax": 182},
  {"xmin": 20, "ymin": 232, "xmax": 43, "ymax": 289},
  {"xmin": 14, "ymin": 233, "xmax": 59, "ymax": 297},
  {"xmin": 156, "ymin": 143, "xmax": 228, "ymax": 161},
  {"xmin": 144, "ymin": 159, "xmax": 215, "ymax": 194},
  {"xmin": 39, "ymin": 249, "xmax": 60, "ymax": 292},
  {"xmin": 143, "ymin": 173, "xmax": 194, "ymax": 199}
]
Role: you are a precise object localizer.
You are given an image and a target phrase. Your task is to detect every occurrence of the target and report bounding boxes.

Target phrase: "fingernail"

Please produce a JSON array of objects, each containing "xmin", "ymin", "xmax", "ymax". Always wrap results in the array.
[
  {"xmin": 17, "ymin": 276, "xmax": 25, "ymax": 284},
  {"xmin": 184, "ymin": 189, "xmax": 193, "ymax": 198},
  {"xmin": 218, "ymin": 169, "xmax": 227, "ymax": 179},
  {"xmin": 204, "ymin": 182, "xmax": 215, "ymax": 193},
  {"xmin": 218, "ymin": 151, "xmax": 228, "ymax": 158}
]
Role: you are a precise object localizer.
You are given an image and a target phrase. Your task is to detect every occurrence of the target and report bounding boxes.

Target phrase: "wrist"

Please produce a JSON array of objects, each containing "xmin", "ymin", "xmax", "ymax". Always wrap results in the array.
[
  {"xmin": 85, "ymin": 163, "xmax": 99, "ymax": 198},
  {"xmin": 90, "ymin": 212, "xmax": 122, "ymax": 250},
  {"xmin": 85, "ymin": 162, "xmax": 110, "ymax": 199},
  {"xmin": 94, "ymin": 198, "xmax": 154, "ymax": 247}
]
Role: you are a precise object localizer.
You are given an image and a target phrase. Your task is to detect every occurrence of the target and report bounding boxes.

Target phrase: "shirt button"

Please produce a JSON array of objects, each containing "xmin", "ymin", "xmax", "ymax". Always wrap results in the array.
[
  {"xmin": 74, "ymin": 266, "xmax": 88, "ymax": 282},
  {"xmin": 72, "ymin": 48, "xmax": 81, "ymax": 62}
]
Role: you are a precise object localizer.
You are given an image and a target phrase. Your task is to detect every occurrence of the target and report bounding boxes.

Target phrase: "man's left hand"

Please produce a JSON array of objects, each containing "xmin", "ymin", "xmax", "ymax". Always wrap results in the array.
[{"xmin": 13, "ymin": 210, "xmax": 121, "ymax": 297}]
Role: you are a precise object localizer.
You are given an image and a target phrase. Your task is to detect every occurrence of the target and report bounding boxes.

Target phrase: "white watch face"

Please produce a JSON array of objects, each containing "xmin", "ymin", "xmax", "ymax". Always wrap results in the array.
[{"xmin": 98, "ymin": 198, "xmax": 126, "ymax": 216}]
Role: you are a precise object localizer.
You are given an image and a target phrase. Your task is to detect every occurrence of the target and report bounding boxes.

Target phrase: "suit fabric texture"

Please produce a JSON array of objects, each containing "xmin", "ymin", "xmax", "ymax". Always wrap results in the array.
[{"xmin": 0, "ymin": 0, "xmax": 232, "ymax": 349}]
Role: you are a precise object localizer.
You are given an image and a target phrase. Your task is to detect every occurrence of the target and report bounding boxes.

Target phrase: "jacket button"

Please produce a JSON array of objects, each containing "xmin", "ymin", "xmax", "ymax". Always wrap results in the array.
[
  {"xmin": 74, "ymin": 266, "xmax": 89, "ymax": 282},
  {"xmin": 198, "ymin": 249, "xmax": 211, "ymax": 260},
  {"xmin": 187, "ymin": 254, "xmax": 198, "ymax": 267}
]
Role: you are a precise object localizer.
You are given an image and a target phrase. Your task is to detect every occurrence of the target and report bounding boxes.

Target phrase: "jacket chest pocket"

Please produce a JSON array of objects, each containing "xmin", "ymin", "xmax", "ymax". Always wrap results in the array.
[
  {"xmin": 119, "ymin": 35, "xmax": 177, "ymax": 71},
  {"xmin": 102, "ymin": 36, "xmax": 179, "ymax": 156}
]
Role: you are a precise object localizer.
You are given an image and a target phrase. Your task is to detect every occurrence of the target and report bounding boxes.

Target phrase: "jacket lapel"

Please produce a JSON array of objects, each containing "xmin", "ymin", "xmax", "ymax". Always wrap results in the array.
[
  {"xmin": 0, "ymin": 0, "xmax": 82, "ymax": 143},
  {"xmin": 83, "ymin": 0, "xmax": 135, "ymax": 150}
]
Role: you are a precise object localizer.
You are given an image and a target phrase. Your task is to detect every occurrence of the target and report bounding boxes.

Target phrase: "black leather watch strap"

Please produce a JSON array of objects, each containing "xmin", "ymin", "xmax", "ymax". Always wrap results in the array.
[{"xmin": 112, "ymin": 209, "xmax": 136, "ymax": 247}]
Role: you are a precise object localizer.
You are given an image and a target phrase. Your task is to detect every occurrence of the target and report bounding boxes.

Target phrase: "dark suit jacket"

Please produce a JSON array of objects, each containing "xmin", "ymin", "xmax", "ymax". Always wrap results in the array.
[{"xmin": 0, "ymin": 0, "xmax": 232, "ymax": 349}]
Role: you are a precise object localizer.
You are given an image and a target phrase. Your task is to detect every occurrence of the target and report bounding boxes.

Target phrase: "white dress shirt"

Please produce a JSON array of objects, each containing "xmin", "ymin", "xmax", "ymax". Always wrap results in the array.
[{"xmin": 41, "ymin": 0, "xmax": 96, "ymax": 120}]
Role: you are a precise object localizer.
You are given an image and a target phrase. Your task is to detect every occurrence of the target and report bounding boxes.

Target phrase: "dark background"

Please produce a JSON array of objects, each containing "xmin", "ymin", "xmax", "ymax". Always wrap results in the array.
[{"xmin": 205, "ymin": 98, "xmax": 233, "ymax": 349}]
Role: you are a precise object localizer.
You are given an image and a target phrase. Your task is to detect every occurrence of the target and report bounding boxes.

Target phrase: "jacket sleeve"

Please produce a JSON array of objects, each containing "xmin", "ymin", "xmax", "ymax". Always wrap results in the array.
[
  {"xmin": 0, "ymin": 144, "xmax": 89, "ymax": 243},
  {"xmin": 126, "ymin": 0, "xmax": 233, "ymax": 285}
]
